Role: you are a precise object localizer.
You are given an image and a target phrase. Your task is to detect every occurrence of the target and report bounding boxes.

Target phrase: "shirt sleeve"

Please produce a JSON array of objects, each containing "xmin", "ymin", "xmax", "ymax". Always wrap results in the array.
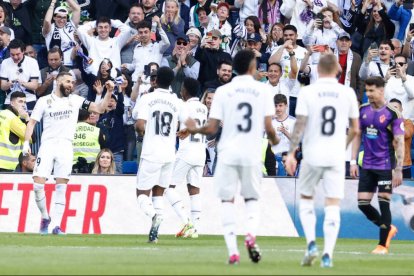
[
  {"xmin": 294, "ymin": 87, "xmax": 309, "ymax": 117},
  {"xmin": 392, "ymin": 116, "xmax": 405, "ymax": 137},
  {"xmin": 30, "ymin": 98, "xmax": 45, "ymax": 122},
  {"xmin": 209, "ymin": 88, "xmax": 223, "ymax": 121},
  {"xmin": 137, "ymin": 94, "xmax": 149, "ymax": 121},
  {"xmin": 264, "ymin": 87, "xmax": 274, "ymax": 117},
  {"xmin": 348, "ymin": 89, "xmax": 360, "ymax": 119},
  {"xmin": 10, "ymin": 117, "xmax": 27, "ymax": 141}
]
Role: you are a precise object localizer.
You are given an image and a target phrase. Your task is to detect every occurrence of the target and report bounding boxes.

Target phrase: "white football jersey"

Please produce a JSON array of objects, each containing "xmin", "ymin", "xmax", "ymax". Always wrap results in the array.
[
  {"xmin": 137, "ymin": 88, "xmax": 187, "ymax": 163},
  {"xmin": 209, "ymin": 75, "xmax": 274, "ymax": 166},
  {"xmin": 30, "ymin": 93, "xmax": 88, "ymax": 142},
  {"xmin": 176, "ymin": 98, "xmax": 208, "ymax": 166},
  {"xmin": 271, "ymin": 115, "xmax": 296, "ymax": 155},
  {"xmin": 295, "ymin": 78, "xmax": 359, "ymax": 166}
]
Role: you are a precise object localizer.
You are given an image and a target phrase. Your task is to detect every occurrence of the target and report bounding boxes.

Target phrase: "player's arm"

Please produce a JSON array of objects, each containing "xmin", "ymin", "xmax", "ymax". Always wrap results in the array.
[
  {"xmin": 284, "ymin": 115, "xmax": 307, "ymax": 176},
  {"xmin": 135, "ymin": 119, "xmax": 146, "ymax": 136},
  {"xmin": 346, "ymin": 118, "xmax": 360, "ymax": 147},
  {"xmin": 393, "ymin": 134, "xmax": 404, "ymax": 187},
  {"xmin": 87, "ymin": 81, "xmax": 115, "ymax": 114},
  {"xmin": 186, "ymin": 118, "xmax": 220, "ymax": 136},
  {"xmin": 264, "ymin": 115, "xmax": 280, "ymax": 145},
  {"xmin": 350, "ymin": 128, "xmax": 362, "ymax": 178},
  {"xmin": 22, "ymin": 119, "xmax": 37, "ymax": 155}
]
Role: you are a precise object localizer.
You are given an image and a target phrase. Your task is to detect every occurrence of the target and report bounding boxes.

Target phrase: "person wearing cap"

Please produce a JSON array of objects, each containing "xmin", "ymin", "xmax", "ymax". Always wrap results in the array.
[
  {"xmin": 160, "ymin": 0, "xmax": 185, "ymax": 57},
  {"xmin": 245, "ymin": 32, "xmax": 271, "ymax": 74},
  {"xmin": 161, "ymin": 35, "xmax": 200, "ymax": 96},
  {"xmin": 189, "ymin": 0, "xmax": 212, "ymax": 28},
  {"xmin": 335, "ymin": 31, "xmax": 362, "ymax": 100},
  {"xmin": 186, "ymin": 27, "xmax": 202, "ymax": 55},
  {"xmin": 0, "ymin": 26, "xmax": 12, "ymax": 63},
  {"xmin": 42, "ymin": 0, "xmax": 80, "ymax": 68},
  {"xmin": 196, "ymin": 29, "xmax": 232, "ymax": 87},
  {"xmin": 207, "ymin": 2, "xmax": 232, "ymax": 52}
]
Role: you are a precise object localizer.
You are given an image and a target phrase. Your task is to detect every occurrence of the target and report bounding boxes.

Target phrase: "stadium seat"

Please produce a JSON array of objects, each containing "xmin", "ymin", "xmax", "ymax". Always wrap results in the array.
[{"xmin": 122, "ymin": 161, "xmax": 138, "ymax": 174}]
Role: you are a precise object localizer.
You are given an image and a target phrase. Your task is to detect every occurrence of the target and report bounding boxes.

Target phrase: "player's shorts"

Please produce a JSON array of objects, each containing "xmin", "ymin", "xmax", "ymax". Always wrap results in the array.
[
  {"xmin": 171, "ymin": 158, "xmax": 203, "ymax": 188},
  {"xmin": 33, "ymin": 139, "xmax": 73, "ymax": 180},
  {"xmin": 136, "ymin": 159, "xmax": 174, "ymax": 190},
  {"xmin": 358, "ymin": 168, "xmax": 393, "ymax": 194},
  {"xmin": 298, "ymin": 160, "xmax": 345, "ymax": 199},
  {"xmin": 214, "ymin": 160, "xmax": 262, "ymax": 201}
]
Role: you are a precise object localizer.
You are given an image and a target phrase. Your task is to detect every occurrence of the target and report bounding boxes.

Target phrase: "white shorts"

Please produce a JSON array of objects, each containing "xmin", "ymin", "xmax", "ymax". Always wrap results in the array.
[
  {"xmin": 33, "ymin": 140, "xmax": 73, "ymax": 180},
  {"xmin": 171, "ymin": 159, "xmax": 203, "ymax": 188},
  {"xmin": 136, "ymin": 159, "xmax": 174, "ymax": 190},
  {"xmin": 214, "ymin": 160, "xmax": 262, "ymax": 201},
  {"xmin": 298, "ymin": 160, "xmax": 345, "ymax": 199}
]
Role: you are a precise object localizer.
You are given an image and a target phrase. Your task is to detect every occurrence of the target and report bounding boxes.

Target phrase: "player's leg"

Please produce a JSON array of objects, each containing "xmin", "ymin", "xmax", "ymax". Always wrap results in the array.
[
  {"xmin": 297, "ymin": 161, "xmax": 323, "ymax": 266},
  {"xmin": 215, "ymin": 162, "xmax": 239, "ymax": 264},
  {"xmin": 186, "ymin": 165, "xmax": 203, "ymax": 237},
  {"xmin": 165, "ymin": 159, "xmax": 191, "ymax": 236},
  {"xmin": 240, "ymin": 164, "xmax": 262, "ymax": 263}
]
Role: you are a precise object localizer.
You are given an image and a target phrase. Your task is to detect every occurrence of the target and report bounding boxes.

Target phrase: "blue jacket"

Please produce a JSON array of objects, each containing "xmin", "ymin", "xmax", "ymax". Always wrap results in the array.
[{"xmin": 388, "ymin": 4, "xmax": 412, "ymax": 41}]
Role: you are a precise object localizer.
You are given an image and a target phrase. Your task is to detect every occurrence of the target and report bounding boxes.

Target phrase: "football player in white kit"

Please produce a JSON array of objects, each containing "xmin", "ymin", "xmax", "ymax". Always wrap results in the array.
[
  {"xmin": 285, "ymin": 54, "xmax": 360, "ymax": 268},
  {"xmin": 135, "ymin": 67, "xmax": 188, "ymax": 243},
  {"xmin": 186, "ymin": 50, "xmax": 280, "ymax": 265},
  {"xmin": 165, "ymin": 78, "xmax": 208, "ymax": 238},
  {"xmin": 22, "ymin": 72, "xmax": 115, "ymax": 235}
]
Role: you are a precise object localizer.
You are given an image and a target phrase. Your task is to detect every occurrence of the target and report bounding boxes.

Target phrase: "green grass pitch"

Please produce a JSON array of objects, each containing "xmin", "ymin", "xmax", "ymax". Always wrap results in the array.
[{"xmin": 0, "ymin": 234, "xmax": 413, "ymax": 275}]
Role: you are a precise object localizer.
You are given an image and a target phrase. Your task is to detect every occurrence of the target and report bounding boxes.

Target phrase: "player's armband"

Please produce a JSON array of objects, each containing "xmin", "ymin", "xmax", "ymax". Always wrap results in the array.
[{"xmin": 81, "ymin": 99, "xmax": 92, "ymax": 110}]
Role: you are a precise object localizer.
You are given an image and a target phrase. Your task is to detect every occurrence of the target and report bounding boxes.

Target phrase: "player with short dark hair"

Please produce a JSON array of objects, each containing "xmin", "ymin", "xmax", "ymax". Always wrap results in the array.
[{"xmin": 351, "ymin": 76, "xmax": 404, "ymax": 255}]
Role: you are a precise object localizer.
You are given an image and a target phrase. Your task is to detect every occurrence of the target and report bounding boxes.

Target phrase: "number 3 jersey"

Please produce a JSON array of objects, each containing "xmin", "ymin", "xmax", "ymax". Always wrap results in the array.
[
  {"xmin": 137, "ymin": 88, "xmax": 188, "ymax": 163},
  {"xmin": 295, "ymin": 78, "xmax": 359, "ymax": 166},
  {"xmin": 209, "ymin": 75, "xmax": 275, "ymax": 166},
  {"xmin": 176, "ymin": 98, "xmax": 208, "ymax": 166}
]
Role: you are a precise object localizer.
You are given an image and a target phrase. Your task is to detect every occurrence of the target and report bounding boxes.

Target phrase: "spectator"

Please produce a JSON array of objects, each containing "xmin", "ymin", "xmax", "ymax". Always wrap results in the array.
[
  {"xmin": 161, "ymin": 0, "xmax": 185, "ymax": 56},
  {"xmin": 123, "ymin": 19, "xmax": 170, "ymax": 82},
  {"xmin": 14, "ymin": 152, "xmax": 36, "ymax": 172},
  {"xmin": 0, "ymin": 3, "xmax": 15, "ymax": 40},
  {"xmin": 121, "ymin": 4, "xmax": 145, "ymax": 64},
  {"xmin": 77, "ymin": 16, "xmax": 130, "ymax": 78},
  {"xmin": 161, "ymin": 35, "xmax": 200, "ymax": 97},
  {"xmin": 208, "ymin": 2, "xmax": 232, "ymax": 51},
  {"xmin": 89, "ymin": 58, "xmax": 115, "ymax": 102},
  {"xmin": 36, "ymin": 46, "xmax": 74, "ymax": 98},
  {"xmin": 42, "ymin": 0, "xmax": 80, "ymax": 68},
  {"xmin": 6, "ymin": 0, "xmax": 31, "ymax": 45},
  {"xmin": 258, "ymin": 0, "xmax": 284, "ymax": 33},
  {"xmin": 389, "ymin": 98, "xmax": 414, "ymax": 179},
  {"xmin": 235, "ymin": 0, "xmax": 260, "ymax": 24},
  {"xmin": 195, "ymin": 29, "xmax": 232, "ymax": 88},
  {"xmin": 24, "ymin": 44, "xmax": 37, "ymax": 59},
  {"xmin": 72, "ymin": 68, "xmax": 89, "ymax": 98},
  {"xmin": 204, "ymin": 60, "xmax": 232, "ymax": 90},
  {"xmin": 384, "ymin": 54, "xmax": 414, "ymax": 119},
  {"xmin": 359, "ymin": 39, "xmax": 393, "ymax": 80},
  {"xmin": 0, "ymin": 26, "xmax": 12, "ymax": 64},
  {"xmin": 97, "ymin": 93, "xmax": 125, "ymax": 174},
  {"xmin": 195, "ymin": 6, "xmax": 209, "ymax": 37},
  {"xmin": 245, "ymin": 33, "xmax": 271, "ymax": 80},
  {"xmin": 266, "ymin": 23, "xmax": 284, "ymax": 54},
  {"xmin": 178, "ymin": 0, "xmax": 190, "ymax": 32},
  {"xmin": 73, "ymin": 109, "xmax": 106, "ymax": 173},
  {"xmin": 189, "ymin": 0, "xmax": 211, "ymax": 28},
  {"xmin": 91, "ymin": 148, "xmax": 116, "ymax": 174},
  {"xmin": 231, "ymin": 16, "xmax": 266, "ymax": 57},
  {"xmin": 0, "ymin": 39, "xmax": 40, "ymax": 112},
  {"xmin": 90, "ymin": 0, "xmax": 132, "ymax": 21},
  {"xmin": 387, "ymin": 0, "xmax": 412, "ymax": 42},
  {"xmin": 186, "ymin": 27, "xmax": 202, "ymax": 56},
  {"xmin": 266, "ymin": 63, "xmax": 296, "ymax": 100},
  {"xmin": 142, "ymin": 0, "xmax": 163, "ymax": 22}
]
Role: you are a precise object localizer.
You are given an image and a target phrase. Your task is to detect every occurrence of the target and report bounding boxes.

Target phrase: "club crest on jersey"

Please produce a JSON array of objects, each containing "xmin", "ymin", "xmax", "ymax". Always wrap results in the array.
[
  {"xmin": 379, "ymin": 114, "xmax": 386, "ymax": 124},
  {"xmin": 362, "ymin": 113, "xmax": 367, "ymax": 119},
  {"xmin": 47, "ymin": 99, "xmax": 52, "ymax": 108}
]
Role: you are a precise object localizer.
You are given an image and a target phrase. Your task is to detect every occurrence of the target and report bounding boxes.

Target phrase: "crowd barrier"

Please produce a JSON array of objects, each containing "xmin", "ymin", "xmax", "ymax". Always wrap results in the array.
[{"xmin": 0, "ymin": 174, "xmax": 413, "ymax": 240}]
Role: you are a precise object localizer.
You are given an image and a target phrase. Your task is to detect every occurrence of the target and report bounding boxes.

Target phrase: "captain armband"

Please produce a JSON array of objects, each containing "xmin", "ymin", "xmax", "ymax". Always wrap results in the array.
[{"xmin": 81, "ymin": 100, "xmax": 92, "ymax": 110}]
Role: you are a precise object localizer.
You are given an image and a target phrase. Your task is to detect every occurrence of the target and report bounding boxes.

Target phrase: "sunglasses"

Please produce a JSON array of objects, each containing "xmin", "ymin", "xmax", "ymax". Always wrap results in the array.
[
  {"xmin": 397, "ymin": 62, "xmax": 406, "ymax": 66},
  {"xmin": 176, "ymin": 41, "xmax": 188, "ymax": 46}
]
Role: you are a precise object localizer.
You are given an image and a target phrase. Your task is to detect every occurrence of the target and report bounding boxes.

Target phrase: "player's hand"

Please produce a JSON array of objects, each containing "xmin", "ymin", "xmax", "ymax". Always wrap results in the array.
[
  {"xmin": 185, "ymin": 118, "xmax": 197, "ymax": 134},
  {"xmin": 22, "ymin": 141, "xmax": 31, "ymax": 156},
  {"xmin": 350, "ymin": 164, "xmax": 359, "ymax": 178},
  {"xmin": 392, "ymin": 169, "xmax": 403, "ymax": 188},
  {"xmin": 177, "ymin": 128, "xmax": 190, "ymax": 139},
  {"xmin": 105, "ymin": 80, "xmax": 115, "ymax": 91},
  {"xmin": 285, "ymin": 152, "xmax": 297, "ymax": 176}
]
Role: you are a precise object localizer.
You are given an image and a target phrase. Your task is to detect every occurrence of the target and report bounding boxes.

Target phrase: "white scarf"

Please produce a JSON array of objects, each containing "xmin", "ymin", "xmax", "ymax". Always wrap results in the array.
[{"xmin": 335, "ymin": 49, "xmax": 353, "ymax": 87}]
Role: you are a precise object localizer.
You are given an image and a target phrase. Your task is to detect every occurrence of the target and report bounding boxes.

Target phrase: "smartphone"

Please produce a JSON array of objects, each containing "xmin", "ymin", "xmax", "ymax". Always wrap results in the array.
[
  {"xmin": 410, "ymin": 23, "xmax": 414, "ymax": 32},
  {"xmin": 389, "ymin": 60, "xmax": 396, "ymax": 75},
  {"xmin": 144, "ymin": 65, "xmax": 150, "ymax": 77},
  {"xmin": 314, "ymin": 45, "xmax": 328, "ymax": 52},
  {"xmin": 258, "ymin": 63, "xmax": 267, "ymax": 72},
  {"xmin": 370, "ymin": 42, "xmax": 378, "ymax": 50}
]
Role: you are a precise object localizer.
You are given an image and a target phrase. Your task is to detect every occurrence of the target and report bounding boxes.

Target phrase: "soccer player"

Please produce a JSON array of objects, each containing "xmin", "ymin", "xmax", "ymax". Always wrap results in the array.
[
  {"xmin": 135, "ymin": 67, "xmax": 188, "ymax": 243},
  {"xmin": 185, "ymin": 49, "xmax": 280, "ymax": 265},
  {"xmin": 22, "ymin": 72, "xmax": 115, "ymax": 235},
  {"xmin": 165, "ymin": 78, "xmax": 207, "ymax": 238},
  {"xmin": 350, "ymin": 77, "xmax": 404, "ymax": 255},
  {"xmin": 285, "ymin": 54, "xmax": 360, "ymax": 268}
]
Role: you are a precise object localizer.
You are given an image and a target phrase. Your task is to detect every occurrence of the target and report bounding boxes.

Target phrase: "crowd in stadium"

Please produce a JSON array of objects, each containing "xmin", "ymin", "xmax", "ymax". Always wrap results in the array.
[{"xmin": 1, "ymin": 0, "xmax": 414, "ymax": 176}]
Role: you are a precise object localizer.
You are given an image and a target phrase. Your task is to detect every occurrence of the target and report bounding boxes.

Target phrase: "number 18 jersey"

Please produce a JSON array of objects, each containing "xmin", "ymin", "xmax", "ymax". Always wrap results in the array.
[
  {"xmin": 295, "ymin": 78, "xmax": 359, "ymax": 166},
  {"xmin": 137, "ymin": 88, "xmax": 188, "ymax": 163},
  {"xmin": 209, "ymin": 75, "xmax": 274, "ymax": 166}
]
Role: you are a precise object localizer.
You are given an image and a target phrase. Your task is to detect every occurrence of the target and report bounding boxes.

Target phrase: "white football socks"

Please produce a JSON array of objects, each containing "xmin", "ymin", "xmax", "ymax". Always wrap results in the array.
[
  {"xmin": 152, "ymin": 196, "xmax": 164, "ymax": 219},
  {"xmin": 190, "ymin": 194, "xmax": 201, "ymax": 230},
  {"xmin": 245, "ymin": 199, "xmax": 260, "ymax": 237},
  {"xmin": 323, "ymin": 205, "xmax": 340, "ymax": 258},
  {"xmin": 34, "ymin": 183, "xmax": 49, "ymax": 219},
  {"xmin": 137, "ymin": 194, "xmax": 156, "ymax": 218},
  {"xmin": 222, "ymin": 202, "xmax": 239, "ymax": 257},
  {"xmin": 299, "ymin": 198, "xmax": 316, "ymax": 245},
  {"xmin": 165, "ymin": 188, "xmax": 189, "ymax": 224},
  {"xmin": 53, "ymin": 184, "xmax": 67, "ymax": 228}
]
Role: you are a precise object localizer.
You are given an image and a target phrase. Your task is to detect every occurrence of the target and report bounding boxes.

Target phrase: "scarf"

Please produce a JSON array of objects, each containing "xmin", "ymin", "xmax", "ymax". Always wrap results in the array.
[
  {"xmin": 49, "ymin": 25, "xmax": 62, "ymax": 49},
  {"xmin": 335, "ymin": 49, "xmax": 353, "ymax": 87}
]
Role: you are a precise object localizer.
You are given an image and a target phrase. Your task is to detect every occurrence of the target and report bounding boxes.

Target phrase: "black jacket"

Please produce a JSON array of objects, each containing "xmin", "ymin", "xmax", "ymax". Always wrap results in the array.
[{"xmin": 195, "ymin": 47, "xmax": 232, "ymax": 87}]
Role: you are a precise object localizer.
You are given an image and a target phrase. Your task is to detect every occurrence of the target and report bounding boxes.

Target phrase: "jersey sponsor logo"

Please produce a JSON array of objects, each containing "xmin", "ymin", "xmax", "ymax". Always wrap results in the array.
[
  {"xmin": 366, "ymin": 125, "xmax": 378, "ymax": 139},
  {"xmin": 49, "ymin": 109, "xmax": 73, "ymax": 120}
]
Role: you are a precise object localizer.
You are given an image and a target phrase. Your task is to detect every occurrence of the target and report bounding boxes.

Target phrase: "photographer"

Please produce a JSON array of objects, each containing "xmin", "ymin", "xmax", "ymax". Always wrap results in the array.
[{"xmin": 384, "ymin": 54, "xmax": 414, "ymax": 119}]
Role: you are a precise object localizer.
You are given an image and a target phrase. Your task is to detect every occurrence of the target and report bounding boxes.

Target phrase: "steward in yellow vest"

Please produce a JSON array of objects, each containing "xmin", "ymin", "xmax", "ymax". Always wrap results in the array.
[
  {"xmin": 72, "ymin": 109, "xmax": 105, "ymax": 173},
  {"xmin": 0, "ymin": 92, "xmax": 32, "ymax": 171}
]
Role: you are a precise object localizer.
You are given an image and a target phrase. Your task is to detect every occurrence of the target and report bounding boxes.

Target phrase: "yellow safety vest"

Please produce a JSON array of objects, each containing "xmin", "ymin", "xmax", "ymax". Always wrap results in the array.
[
  {"xmin": 73, "ymin": 122, "xmax": 101, "ymax": 164},
  {"xmin": 262, "ymin": 138, "xmax": 269, "ymax": 175},
  {"xmin": 0, "ymin": 109, "xmax": 23, "ymax": 170}
]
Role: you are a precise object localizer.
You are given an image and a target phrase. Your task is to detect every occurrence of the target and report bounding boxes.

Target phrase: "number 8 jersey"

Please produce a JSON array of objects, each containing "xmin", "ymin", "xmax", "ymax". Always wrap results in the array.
[
  {"xmin": 136, "ymin": 88, "xmax": 188, "ymax": 163},
  {"xmin": 209, "ymin": 75, "xmax": 275, "ymax": 166},
  {"xmin": 295, "ymin": 78, "xmax": 359, "ymax": 166}
]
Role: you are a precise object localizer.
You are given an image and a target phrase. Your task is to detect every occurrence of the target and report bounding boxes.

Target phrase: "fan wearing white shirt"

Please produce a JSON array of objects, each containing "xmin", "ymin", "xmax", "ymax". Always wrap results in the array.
[
  {"xmin": 165, "ymin": 78, "xmax": 207, "ymax": 239},
  {"xmin": 271, "ymin": 94, "xmax": 296, "ymax": 157},
  {"xmin": 185, "ymin": 50, "xmax": 280, "ymax": 265},
  {"xmin": 285, "ymin": 54, "xmax": 360, "ymax": 268},
  {"xmin": 135, "ymin": 67, "xmax": 188, "ymax": 244},
  {"xmin": 22, "ymin": 72, "xmax": 115, "ymax": 236}
]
